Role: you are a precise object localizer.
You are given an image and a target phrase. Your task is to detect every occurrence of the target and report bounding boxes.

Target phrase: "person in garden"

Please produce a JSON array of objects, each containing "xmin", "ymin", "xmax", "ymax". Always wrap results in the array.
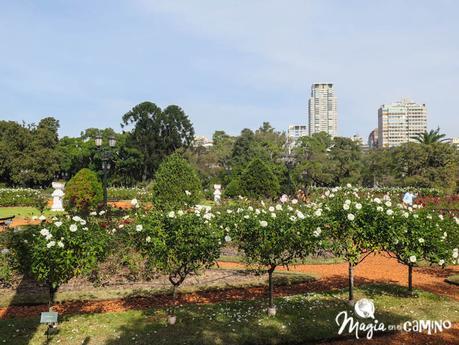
[{"xmin": 402, "ymin": 190, "xmax": 415, "ymax": 207}]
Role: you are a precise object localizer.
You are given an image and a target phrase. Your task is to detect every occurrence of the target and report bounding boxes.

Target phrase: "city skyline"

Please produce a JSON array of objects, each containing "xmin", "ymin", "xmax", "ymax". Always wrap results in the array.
[{"xmin": 1, "ymin": 1, "xmax": 458, "ymax": 139}]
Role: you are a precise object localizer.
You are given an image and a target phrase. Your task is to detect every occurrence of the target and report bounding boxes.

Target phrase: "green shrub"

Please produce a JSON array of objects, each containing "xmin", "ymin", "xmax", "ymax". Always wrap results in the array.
[
  {"xmin": 0, "ymin": 188, "xmax": 49, "ymax": 207},
  {"xmin": 64, "ymin": 168, "xmax": 103, "ymax": 215},
  {"xmin": 224, "ymin": 176, "xmax": 244, "ymax": 198},
  {"xmin": 151, "ymin": 153, "xmax": 202, "ymax": 210},
  {"xmin": 240, "ymin": 158, "xmax": 280, "ymax": 199}
]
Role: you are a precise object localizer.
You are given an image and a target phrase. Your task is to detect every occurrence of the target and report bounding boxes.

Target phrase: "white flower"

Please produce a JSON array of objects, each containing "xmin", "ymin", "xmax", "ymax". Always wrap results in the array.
[
  {"xmin": 314, "ymin": 209, "xmax": 322, "ymax": 217},
  {"xmin": 1, "ymin": 248, "xmax": 10, "ymax": 255},
  {"xmin": 409, "ymin": 255, "xmax": 417, "ymax": 263},
  {"xmin": 47, "ymin": 241, "xmax": 56, "ymax": 248},
  {"xmin": 325, "ymin": 190, "xmax": 330, "ymax": 197},
  {"xmin": 259, "ymin": 220, "xmax": 268, "ymax": 227},
  {"xmin": 385, "ymin": 201, "xmax": 392, "ymax": 207},
  {"xmin": 244, "ymin": 215, "xmax": 250, "ymax": 219},
  {"xmin": 289, "ymin": 216, "xmax": 297, "ymax": 222},
  {"xmin": 203, "ymin": 213, "xmax": 213, "ymax": 220},
  {"xmin": 146, "ymin": 236, "xmax": 151, "ymax": 243},
  {"xmin": 136, "ymin": 225, "xmax": 143, "ymax": 232},
  {"xmin": 418, "ymin": 238, "xmax": 425, "ymax": 244},
  {"xmin": 280, "ymin": 194, "xmax": 288, "ymax": 203},
  {"xmin": 344, "ymin": 199, "xmax": 351, "ymax": 205},
  {"xmin": 185, "ymin": 190, "xmax": 192, "ymax": 196},
  {"xmin": 80, "ymin": 220, "xmax": 87, "ymax": 226},
  {"xmin": 38, "ymin": 215, "xmax": 46, "ymax": 221},
  {"xmin": 454, "ymin": 217, "xmax": 459, "ymax": 225},
  {"xmin": 248, "ymin": 206, "xmax": 253, "ymax": 211},
  {"xmin": 403, "ymin": 212, "xmax": 409, "ymax": 218},
  {"xmin": 40, "ymin": 228, "xmax": 50, "ymax": 237},
  {"xmin": 386, "ymin": 209, "xmax": 394, "ymax": 216},
  {"xmin": 343, "ymin": 204, "xmax": 350, "ymax": 211},
  {"xmin": 54, "ymin": 221, "xmax": 62, "ymax": 228},
  {"xmin": 427, "ymin": 214, "xmax": 432, "ymax": 219},
  {"xmin": 313, "ymin": 227, "xmax": 321, "ymax": 237},
  {"xmin": 118, "ymin": 224, "xmax": 124, "ymax": 229},
  {"xmin": 177, "ymin": 210, "xmax": 184, "ymax": 216},
  {"xmin": 99, "ymin": 210, "xmax": 106, "ymax": 216},
  {"xmin": 268, "ymin": 206, "xmax": 275, "ymax": 212},
  {"xmin": 83, "ymin": 227, "xmax": 88, "ymax": 231},
  {"xmin": 355, "ymin": 203, "xmax": 362, "ymax": 210},
  {"xmin": 296, "ymin": 211, "xmax": 305, "ymax": 219},
  {"xmin": 72, "ymin": 216, "xmax": 82, "ymax": 222},
  {"xmin": 227, "ymin": 209, "xmax": 233, "ymax": 214},
  {"xmin": 130, "ymin": 198, "xmax": 138, "ymax": 206},
  {"xmin": 373, "ymin": 198, "xmax": 381, "ymax": 204},
  {"xmin": 438, "ymin": 214, "xmax": 444, "ymax": 221},
  {"xmin": 90, "ymin": 211, "xmax": 97, "ymax": 216},
  {"xmin": 346, "ymin": 183, "xmax": 352, "ymax": 188},
  {"xmin": 45, "ymin": 234, "xmax": 53, "ymax": 241},
  {"xmin": 224, "ymin": 235, "xmax": 232, "ymax": 243},
  {"xmin": 377, "ymin": 206, "xmax": 383, "ymax": 212},
  {"xmin": 439, "ymin": 259, "xmax": 445, "ymax": 266},
  {"xmin": 57, "ymin": 241, "xmax": 64, "ymax": 248},
  {"xmin": 275, "ymin": 204, "xmax": 282, "ymax": 211},
  {"xmin": 291, "ymin": 199, "xmax": 298, "ymax": 204},
  {"xmin": 70, "ymin": 224, "xmax": 78, "ymax": 232},
  {"xmin": 168, "ymin": 211, "xmax": 176, "ymax": 218},
  {"xmin": 347, "ymin": 213, "xmax": 355, "ymax": 221},
  {"xmin": 271, "ymin": 213, "xmax": 276, "ymax": 218},
  {"xmin": 453, "ymin": 251, "xmax": 459, "ymax": 259}
]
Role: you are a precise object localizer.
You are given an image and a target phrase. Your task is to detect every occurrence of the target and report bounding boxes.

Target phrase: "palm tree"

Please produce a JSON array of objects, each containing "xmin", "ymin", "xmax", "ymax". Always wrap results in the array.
[{"xmin": 412, "ymin": 127, "xmax": 447, "ymax": 144}]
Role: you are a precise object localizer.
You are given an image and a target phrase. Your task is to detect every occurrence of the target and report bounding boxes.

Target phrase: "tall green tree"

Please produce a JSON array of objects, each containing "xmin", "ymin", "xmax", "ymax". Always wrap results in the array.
[
  {"xmin": 412, "ymin": 127, "xmax": 447, "ymax": 144},
  {"xmin": 122, "ymin": 102, "xmax": 194, "ymax": 181}
]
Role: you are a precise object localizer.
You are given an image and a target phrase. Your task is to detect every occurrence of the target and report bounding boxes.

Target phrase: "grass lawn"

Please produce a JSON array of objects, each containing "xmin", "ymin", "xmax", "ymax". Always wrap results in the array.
[
  {"xmin": 0, "ymin": 284, "xmax": 457, "ymax": 345},
  {"xmin": 0, "ymin": 207, "xmax": 65, "ymax": 218}
]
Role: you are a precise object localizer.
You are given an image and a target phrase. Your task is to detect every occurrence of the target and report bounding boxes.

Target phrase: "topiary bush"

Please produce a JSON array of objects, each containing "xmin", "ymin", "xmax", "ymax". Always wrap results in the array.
[
  {"xmin": 223, "ymin": 175, "xmax": 244, "ymax": 198},
  {"xmin": 152, "ymin": 153, "xmax": 202, "ymax": 210},
  {"xmin": 64, "ymin": 168, "xmax": 103, "ymax": 215},
  {"xmin": 240, "ymin": 158, "xmax": 280, "ymax": 199}
]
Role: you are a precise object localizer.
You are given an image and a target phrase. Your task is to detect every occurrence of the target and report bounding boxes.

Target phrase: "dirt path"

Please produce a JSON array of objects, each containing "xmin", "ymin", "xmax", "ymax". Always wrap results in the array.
[{"xmin": 219, "ymin": 252, "xmax": 459, "ymax": 300}]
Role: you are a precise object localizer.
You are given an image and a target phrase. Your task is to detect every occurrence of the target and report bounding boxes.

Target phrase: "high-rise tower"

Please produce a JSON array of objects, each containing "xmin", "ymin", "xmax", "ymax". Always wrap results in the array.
[{"xmin": 308, "ymin": 83, "xmax": 338, "ymax": 136}]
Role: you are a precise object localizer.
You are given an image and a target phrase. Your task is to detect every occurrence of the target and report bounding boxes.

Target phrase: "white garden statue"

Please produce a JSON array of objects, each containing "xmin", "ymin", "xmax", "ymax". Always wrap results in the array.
[
  {"xmin": 213, "ymin": 184, "xmax": 222, "ymax": 205},
  {"xmin": 51, "ymin": 182, "xmax": 65, "ymax": 212}
]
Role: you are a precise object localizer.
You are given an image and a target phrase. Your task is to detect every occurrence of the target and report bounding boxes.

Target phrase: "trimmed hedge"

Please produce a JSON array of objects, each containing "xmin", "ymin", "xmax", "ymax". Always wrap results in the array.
[
  {"xmin": 151, "ymin": 153, "xmax": 202, "ymax": 210},
  {"xmin": 240, "ymin": 158, "xmax": 280, "ymax": 199},
  {"xmin": 64, "ymin": 168, "xmax": 103, "ymax": 214}
]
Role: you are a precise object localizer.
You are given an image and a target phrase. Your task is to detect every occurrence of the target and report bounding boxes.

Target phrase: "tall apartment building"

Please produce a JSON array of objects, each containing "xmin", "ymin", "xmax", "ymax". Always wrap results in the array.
[
  {"xmin": 377, "ymin": 98, "xmax": 427, "ymax": 148},
  {"xmin": 308, "ymin": 83, "xmax": 338, "ymax": 137}
]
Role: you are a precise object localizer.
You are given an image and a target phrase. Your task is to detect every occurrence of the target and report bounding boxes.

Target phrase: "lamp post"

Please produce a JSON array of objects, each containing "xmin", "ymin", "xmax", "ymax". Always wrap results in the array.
[{"xmin": 95, "ymin": 135, "xmax": 116, "ymax": 207}]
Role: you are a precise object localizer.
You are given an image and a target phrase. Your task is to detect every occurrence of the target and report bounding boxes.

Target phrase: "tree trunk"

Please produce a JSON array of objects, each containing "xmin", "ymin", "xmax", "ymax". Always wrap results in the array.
[
  {"xmin": 49, "ymin": 286, "xmax": 57, "ymax": 311},
  {"xmin": 408, "ymin": 264, "xmax": 413, "ymax": 294},
  {"xmin": 171, "ymin": 284, "xmax": 177, "ymax": 315},
  {"xmin": 268, "ymin": 269, "xmax": 274, "ymax": 308},
  {"xmin": 348, "ymin": 262, "xmax": 354, "ymax": 302}
]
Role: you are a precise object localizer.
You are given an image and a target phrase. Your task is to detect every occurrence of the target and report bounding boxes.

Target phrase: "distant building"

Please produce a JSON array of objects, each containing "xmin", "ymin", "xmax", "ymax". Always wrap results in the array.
[
  {"xmin": 193, "ymin": 135, "xmax": 213, "ymax": 148},
  {"xmin": 308, "ymin": 83, "xmax": 338, "ymax": 137},
  {"xmin": 368, "ymin": 128, "xmax": 378, "ymax": 149},
  {"xmin": 377, "ymin": 98, "xmax": 427, "ymax": 148},
  {"xmin": 446, "ymin": 137, "xmax": 459, "ymax": 149},
  {"xmin": 287, "ymin": 125, "xmax": 308, "ymax": 154},
  {"xmin": 350, "ymin": 134, "xmax": 369, "ymax": 151}
]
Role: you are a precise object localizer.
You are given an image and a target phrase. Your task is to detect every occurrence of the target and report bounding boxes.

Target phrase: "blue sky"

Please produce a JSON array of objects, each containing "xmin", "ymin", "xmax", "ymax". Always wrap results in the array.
[{"xmin": 1, "ymin": 0, "xmax": 458, "ymax": 139}]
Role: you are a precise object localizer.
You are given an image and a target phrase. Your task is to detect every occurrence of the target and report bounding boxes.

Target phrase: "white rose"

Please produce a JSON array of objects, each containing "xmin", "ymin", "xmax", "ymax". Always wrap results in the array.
[
  {"xmin": 386, "ymin": 209, "xmax": 394, "ymax": 216},
  {"xmin": 177, "ymin": 210, "xmax": 184, "ymax": 216},
  {"xmin": 314, "ymin": 209, "xmax": 322, "ymax": 217},
  {"xmin": 271, "ymin": 213, "xmax": 276, "ymax": 218},
  {"xmin": 80, "ymin": 220, "xmax": 87, "ymax": 226},
  {"xmin": 345, "ymin": 199, "xmax": 351, "ymax": 205},
  {"xmin": 291, "ymin": 199, "xmax": 298, "ymax": 204},
  {"xmin": 343, "ymin": 204, "xmax": 350, "ymax": 211},
  {"xmin": 224, "ymin": 235, "xmax": 232, "ymax": 243},
  {"xmin": 54, "ymin": 221, "xmax": 62, "ymax": 228},
  {"xmin": 373, "ymin": 198, "xmax": 381, "ymax": 204},
  {"xmin": 69, "ymin": 224, "xmax": 78, "ymax": 232},
  {"xmin": 47, "ymin": 241, "xmax": 56, "ymax": 248},
  {"xmin": 244, "ymin": 215, "xmax": 250, "ymax": 219},
  {"xmin": 136, "ymin": 225, "xmax": 143, "ymax": 232},
  {"xmin": 268, "ymin": 206, "xmax": 275, "ymax": 212},
  {"xmin": 275, "ymin": 204, "xmax": 282, "ymax": 211},
  {"xmin": 1, "ymin": 248, "xmax": 10, "ymax": 255},
  {"xmin": 57, "ymin": 241, "xmax": 64, "ymax": 248},
  {"xmin": 403, "ymin": 212, "xmax": 409, "ymax": 218},
  {"xmin": 296, "ymin": 211, "xmax": 305, "ymax": 219},
  {"xmin": 453, "ymin": 252, "xmax": 459, "ymax": 259},
  {"xmin": 409, "ymin": 255, "xmax": 416, "ymax": 263},
  {"xmin": 290, "ymin": 216, "xmax": 297, "ymax": 222},
  {"xmin": 72, "ymin": 216, "xmax": 81, "ymax": 222},
  {"xmin": 355, "ymin": 203, "xmax": 362, "ymax": 210},
  {"xmin": 377, "ymin": 206, "xmax": 383, "ymax": 212},
  {"xmin": 185, "ymin": 190, "xmax": 192, "ymax": 196},
  {"xmin": 439, "ymin": 259, "xmax": 445, "ymax": 266},
  {"xmin": 346, "ymin": 183, "xmax": 352, "ymax": 188},
  {"xmin": 347, "ymin": 213, "xmax": 355, "ymax": 221},
  {"xmin": 40, "ymin": 228, "xmax": 50, "ymax": 237},
  {"xmin": 99, "ymin": 210, "xmax": 106, "ymax": 216},
  {"xmin": 130, "ymin": 198, "xmax": 138, "ymax": 206},
  {"xmin": 313, "ymin": 227, "xmax": 322, "ymax": 237},
  {"xmin": 385, "ymin": 201, "xmax": 392, "ymax": 207},
  {"xmin": 418, "ymin": 238, "xmax": 425, "ymax": 244},
  {"xmin": 168, "ymin": 211, "xmax": 176, "ymax": 218},
  {"xmin": 146, "ymin": 236, "xmax": 151, "ymax": 243},
  {"xmin": 38, "ymin": 215, "xmax": 46, "ymax": 221},
  {"xmin": 90, "ymin": 211, "xmax": 97, "ymax": 216},
  {"xmin": 259, "ymin": 220, "xmax": 268, "ymax": 227}
]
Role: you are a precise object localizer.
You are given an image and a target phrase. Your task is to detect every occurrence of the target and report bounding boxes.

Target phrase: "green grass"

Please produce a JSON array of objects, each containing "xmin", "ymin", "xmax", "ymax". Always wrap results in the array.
[
  {"xmin": 0, "ymin": 207, "xmax": 65, "ymax": 219},
  {"xmin": 0, "ymin": 271, "xmax": 314, "ymax": 308},
  {"xmin": 0, "ymin": 284, "xmax": 457, "ymax": 345},
  {"xmin": 445, "ymin": 274, "xmax": 459, "ymax": 286}
]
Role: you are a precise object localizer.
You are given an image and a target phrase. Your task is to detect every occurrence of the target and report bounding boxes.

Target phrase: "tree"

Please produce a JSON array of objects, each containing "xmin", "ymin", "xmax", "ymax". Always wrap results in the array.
[
  {"xmin": 412, "ymin": 127, "xmax": 447, "ymax": 144},
  {"xmin": 131, "ymin": 208, "xmax": 223, "ymax": 323},
  {"xmin": 240, "ymin": 158, "xmax": 280, "ymax": 199},
  {"xmin": 122, "ymin": 102, "xmax": 194, "ymax": 181},
  {"xmin": 229, "ymin": 200, "xmax": 323, "ymax": 314},
  {"xmin": 11, "ymin": 215, "xmax": 108, "ymax": 308},
  {"xmin": 151, "ymin": 153, "xmax": 202, "ymax": 210}
]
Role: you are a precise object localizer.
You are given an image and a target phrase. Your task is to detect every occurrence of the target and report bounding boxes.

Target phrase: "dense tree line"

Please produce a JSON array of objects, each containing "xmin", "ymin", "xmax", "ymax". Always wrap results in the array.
[{"xmin": 1, "ymin": 103, "xmax": 458, "ymax": 193}]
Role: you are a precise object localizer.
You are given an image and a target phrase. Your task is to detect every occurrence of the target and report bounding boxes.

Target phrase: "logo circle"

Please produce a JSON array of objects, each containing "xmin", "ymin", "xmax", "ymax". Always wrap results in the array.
[{"xmin": 354, "ymin": 298, "xmax": 375, "ymax": 319}]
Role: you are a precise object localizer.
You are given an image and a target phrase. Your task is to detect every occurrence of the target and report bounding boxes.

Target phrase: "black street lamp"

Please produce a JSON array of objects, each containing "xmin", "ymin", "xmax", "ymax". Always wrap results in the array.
[{"xmin": 95, "ymin": 135, "xmax": 116, "ymax": 207}]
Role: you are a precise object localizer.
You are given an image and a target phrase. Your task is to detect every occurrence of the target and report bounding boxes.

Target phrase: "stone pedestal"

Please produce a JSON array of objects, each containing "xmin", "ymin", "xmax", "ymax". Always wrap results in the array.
[
  {"xmin": 51, "ymin": 182, "xmax": 65, "ymax": 212},
  {"xmin": 213, "ymin": 184, "xmax": 222, "ymax": 204}
]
